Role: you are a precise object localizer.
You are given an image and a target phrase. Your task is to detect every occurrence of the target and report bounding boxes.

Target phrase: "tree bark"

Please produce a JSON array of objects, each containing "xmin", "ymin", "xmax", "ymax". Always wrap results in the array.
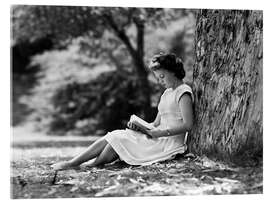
[{"xmin": 190, "ymin": 10, "xmax": 263, "ymax": 163}]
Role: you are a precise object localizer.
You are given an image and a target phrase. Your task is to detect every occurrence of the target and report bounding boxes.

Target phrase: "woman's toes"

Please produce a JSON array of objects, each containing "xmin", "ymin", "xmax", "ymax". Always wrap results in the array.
[{"xmin": 51, "ymin": 161, "xmax": 71, "ymax": 170}]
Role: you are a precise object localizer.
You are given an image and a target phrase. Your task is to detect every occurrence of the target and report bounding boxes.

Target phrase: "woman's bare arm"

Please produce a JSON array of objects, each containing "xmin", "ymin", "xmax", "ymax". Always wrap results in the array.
[
  {"xmin": 152, "ymin": 112, "xmax": 161, "ymax": 127},
  {"xmin": 147, "ymin": 93, "xmax": 193, "ymax": 138},
  {"xmin": 165, "ymin": 93, "xmax": 193, "ymax": 135}
]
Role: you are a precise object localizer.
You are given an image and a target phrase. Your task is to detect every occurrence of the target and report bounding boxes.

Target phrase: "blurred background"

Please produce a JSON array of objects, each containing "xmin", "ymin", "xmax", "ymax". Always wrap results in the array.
[{"xmin": 11, "ymin": 5, "xmax": 196, "ymax": 136}]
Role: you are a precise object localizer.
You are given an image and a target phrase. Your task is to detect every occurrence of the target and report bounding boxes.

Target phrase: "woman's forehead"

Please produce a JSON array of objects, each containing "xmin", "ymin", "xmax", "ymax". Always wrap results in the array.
[{"xmin": 153, "ymin": 69, "xmax": 168, "ymax": 75}]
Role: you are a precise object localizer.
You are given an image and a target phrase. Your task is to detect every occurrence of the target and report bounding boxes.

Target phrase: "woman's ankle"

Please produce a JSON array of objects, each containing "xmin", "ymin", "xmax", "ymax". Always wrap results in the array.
[{"xmin": 67, "ymin": 160, "xmax": 80, "ymax": 167}]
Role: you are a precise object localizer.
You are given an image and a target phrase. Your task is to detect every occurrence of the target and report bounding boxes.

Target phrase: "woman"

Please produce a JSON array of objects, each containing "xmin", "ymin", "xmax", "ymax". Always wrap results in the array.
[{"xmin": 52, "ymin": 53, "xmax": 194, "ymax": 170}]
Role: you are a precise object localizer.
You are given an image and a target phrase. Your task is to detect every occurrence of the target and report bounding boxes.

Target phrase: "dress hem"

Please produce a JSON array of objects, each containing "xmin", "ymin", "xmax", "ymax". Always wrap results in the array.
[{"xmin": 105, "ymin": 135, "xmax": 187, "ymax": 166}]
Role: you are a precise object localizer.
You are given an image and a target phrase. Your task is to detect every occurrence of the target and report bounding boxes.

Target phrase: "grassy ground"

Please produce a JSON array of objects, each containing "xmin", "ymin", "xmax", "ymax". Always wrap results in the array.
[{"xmin": 11, "ymin": 127, "xmax": 263, "ymax": 198}]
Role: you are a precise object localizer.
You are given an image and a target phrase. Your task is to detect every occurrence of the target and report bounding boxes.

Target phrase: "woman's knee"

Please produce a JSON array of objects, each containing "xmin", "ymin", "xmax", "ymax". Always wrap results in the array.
[
  {"xmin": 95, "ymin": 137, "xmax": 108, "ymax": 146},
  {"xmin": 104, "ymin": 144, "xmax": 118, "ymax": 160},
  {"xmin": 108, "ymin": 144, "xmax": 118, "ymax": 155},
  {"xmin": 94, "ymin": 144, "xmax": 118, "ymax": 164}
]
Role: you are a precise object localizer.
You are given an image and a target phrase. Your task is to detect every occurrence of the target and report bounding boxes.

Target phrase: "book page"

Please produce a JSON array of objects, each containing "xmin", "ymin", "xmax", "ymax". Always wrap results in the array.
[{"xmin": 130, "ymin": 115, "xmax": 154, "ymax": 130}]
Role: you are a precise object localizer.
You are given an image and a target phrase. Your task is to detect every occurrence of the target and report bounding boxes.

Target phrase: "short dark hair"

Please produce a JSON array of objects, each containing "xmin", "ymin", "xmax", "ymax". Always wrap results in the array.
[{"xmin": 149, "ymin": 53, "xmax": 185, "ymax": 80}]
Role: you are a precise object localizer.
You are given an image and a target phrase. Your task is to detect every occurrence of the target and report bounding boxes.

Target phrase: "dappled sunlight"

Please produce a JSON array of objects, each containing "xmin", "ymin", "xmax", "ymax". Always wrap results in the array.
[
  {"xmin": 11, "ymin": 132, "xmax": 262, "ymax": 198},
  {"xmin": 11, "ymin": 6, "xmax": 262, "ymax": 198}
]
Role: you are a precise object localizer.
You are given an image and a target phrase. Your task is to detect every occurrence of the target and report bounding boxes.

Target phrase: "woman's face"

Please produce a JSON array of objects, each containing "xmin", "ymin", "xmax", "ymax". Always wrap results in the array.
[{"xmin": 152, "ymin": 69, "xmax": 176, "ymax": 88}]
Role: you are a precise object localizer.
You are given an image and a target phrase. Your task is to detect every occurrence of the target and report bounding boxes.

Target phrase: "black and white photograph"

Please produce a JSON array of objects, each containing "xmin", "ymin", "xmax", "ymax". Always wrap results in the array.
[{"xmin": 9, "ymin": 0, "xmax": 264, "ymax": 200}]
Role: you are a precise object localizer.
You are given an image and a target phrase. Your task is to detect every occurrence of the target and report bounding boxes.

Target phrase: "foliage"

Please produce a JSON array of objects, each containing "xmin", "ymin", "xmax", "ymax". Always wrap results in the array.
[
  {"xmin": 12, "ymin": 5, "xmax": 185, "ymax": 44},
  {"xmin": 12, "ymin": 37, "xmax": 53, "ymax": 73},
  {"xmin": 12, "ymin": 5, "xmax": 192, "ymax": 122},
  {"xmin": 12, "ymin": 5, "xmax": 194, "ymax": 79},
  {"xmin": 13, "ymin": 6, "xmax": 196, "ymax": 135},
  {"xmin": 168, "ymin": 14, "xmax": 196, "ymax": 83},
  {"xmin": 12, "ymin": 5, "xmax": 186, "ymax": 64},
  {"xmin": 21, "ymin": 40, "xmax": 162, "ymax": 135},
  {"xmin": 49, "ymin": 70, "xmax": 157, "ymax": 135},
  {"xmin": 20, "ymin": 43, "xmax": 99, "ymax": 131}
]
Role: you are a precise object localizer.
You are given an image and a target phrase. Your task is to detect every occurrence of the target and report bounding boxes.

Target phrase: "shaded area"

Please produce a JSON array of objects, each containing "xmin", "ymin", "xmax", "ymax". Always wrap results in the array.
[
  {"xmin": 11, "ymin": 37, "xmax": 53, "ymax": 126},
  {"xmin": 49, "ymin": 71, "xmax": 157, "ymax": 135},
  {"xmin": 12, "ymin": 71, "xmax": 39, "ymax": 126},
  {"xmin": 11, "ymin": 132, "xmax": 262, "ymax": 198}
]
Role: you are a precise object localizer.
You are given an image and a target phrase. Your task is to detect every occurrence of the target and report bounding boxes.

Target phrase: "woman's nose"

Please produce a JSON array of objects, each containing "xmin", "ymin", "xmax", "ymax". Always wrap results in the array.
[{"xmin": 159, "ymin": 79, "xmax": 164, "ymax": 84}]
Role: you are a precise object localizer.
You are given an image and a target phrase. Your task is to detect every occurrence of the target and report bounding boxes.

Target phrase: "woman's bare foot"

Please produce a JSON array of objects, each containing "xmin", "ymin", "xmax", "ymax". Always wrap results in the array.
[{"xmin": 51, "ymin": 161, "xmax": 80, "ymax": 171}]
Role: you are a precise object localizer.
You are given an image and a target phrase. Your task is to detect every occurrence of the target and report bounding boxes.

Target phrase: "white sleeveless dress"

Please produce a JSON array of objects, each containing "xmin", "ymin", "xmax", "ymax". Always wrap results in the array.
[{"xmin": 104, "ymin": 84, "xmax": 194, "ymax": 165}]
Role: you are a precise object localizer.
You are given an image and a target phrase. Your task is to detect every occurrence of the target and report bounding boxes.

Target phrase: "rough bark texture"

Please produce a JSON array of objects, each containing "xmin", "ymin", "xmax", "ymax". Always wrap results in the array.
[{"xmin": 190, "ymin": 10, "xmax": 263, "ymax": 163}]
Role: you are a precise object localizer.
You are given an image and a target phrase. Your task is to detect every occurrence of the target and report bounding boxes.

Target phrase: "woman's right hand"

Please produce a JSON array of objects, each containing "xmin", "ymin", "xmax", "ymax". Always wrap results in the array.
[{"xmin": 127, "ymin": 121, "xmax": 140, "ymax": 131}]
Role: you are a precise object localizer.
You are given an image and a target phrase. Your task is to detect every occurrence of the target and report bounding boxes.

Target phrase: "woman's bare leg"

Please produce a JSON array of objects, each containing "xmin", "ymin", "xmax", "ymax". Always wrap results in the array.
[
  {"xmin": 86, "ymin": 144, "xmax": 119, "ymax": 167},
  {"xmin": 52, "ymin": 137, "xmax": 109, "ymax": 170},
  {"xmin": 68, "ymin": 137, "xmax": 108, "ymax": 166}
]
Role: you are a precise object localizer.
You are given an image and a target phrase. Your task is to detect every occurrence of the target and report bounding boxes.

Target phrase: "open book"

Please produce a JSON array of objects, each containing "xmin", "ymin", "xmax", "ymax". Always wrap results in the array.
[{"xmin": 129, "ymin": 114, "xmax": 154, "ymax": 133}]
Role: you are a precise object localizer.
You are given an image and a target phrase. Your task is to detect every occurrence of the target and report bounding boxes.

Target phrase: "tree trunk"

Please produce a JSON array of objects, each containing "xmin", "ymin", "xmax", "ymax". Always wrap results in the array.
[
  {"xmin": 105, "ymin": 14, "xmax": 152, "ymax": 120},
  {"xmin": 190, "ymin": 10, "xmax": 263, "ymax": 163},
  {"xmin": 133, "ymin": 54, "xmax": 152, "ymax": 121},
  {"xmin": 133, "ymin": 21, "xmax": 152, "ymax": 121}
]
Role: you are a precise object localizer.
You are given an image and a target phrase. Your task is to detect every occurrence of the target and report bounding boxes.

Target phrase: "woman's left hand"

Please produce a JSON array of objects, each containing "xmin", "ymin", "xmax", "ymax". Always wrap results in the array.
[{"xmin": 145, "ymin": 128, "xmax": 164, "ymax": 139}]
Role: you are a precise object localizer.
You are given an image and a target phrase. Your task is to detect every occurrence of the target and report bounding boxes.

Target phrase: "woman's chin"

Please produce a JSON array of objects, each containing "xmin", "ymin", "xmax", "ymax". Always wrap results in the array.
[{"xmin": 159, "ymin": 83, "xmax": 168, "ymax": 88}]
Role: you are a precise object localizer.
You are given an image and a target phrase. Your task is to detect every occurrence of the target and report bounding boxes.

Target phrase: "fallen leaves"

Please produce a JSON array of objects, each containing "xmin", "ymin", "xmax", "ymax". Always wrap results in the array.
[{"xmin": 11, "ymin": 135, "xmax": 263, "ymax": 198}]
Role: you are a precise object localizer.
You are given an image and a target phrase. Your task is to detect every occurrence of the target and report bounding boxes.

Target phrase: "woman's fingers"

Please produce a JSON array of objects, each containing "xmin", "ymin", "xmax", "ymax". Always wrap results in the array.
[
  {"xmin": 127, "ymin": 122, "xmax": 137, "ymax": 130},
  {"xmin": 128, "ymin": 121, "xmax": 150, "ymax": 133},
  {"xmin": 127, "ymin": 122, "xmax": 134, "ymax": 129},
  {"xmin": 133, "ymin": 124, "xmax": 139, "ymax": 131},
  {"xmin": 145, "ymin": 130, "xmax": 152, "ymax": 139},
  {"xmin": 133, "ymin": 124, "xmax": 138, "ymax": 130}
]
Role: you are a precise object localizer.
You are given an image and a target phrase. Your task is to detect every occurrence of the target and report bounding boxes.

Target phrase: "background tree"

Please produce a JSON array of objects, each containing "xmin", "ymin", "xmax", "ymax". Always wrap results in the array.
[
  {"xmin": 12, "ymin": 5, "xmax": 189, "ymax": 120},
  {"xmin": 190, "ymin": 10, "xmax": 263, "ymax": 164},
  {"xmin": 12, "ymin": 5, "xmax": 196, "ymax": 135}
]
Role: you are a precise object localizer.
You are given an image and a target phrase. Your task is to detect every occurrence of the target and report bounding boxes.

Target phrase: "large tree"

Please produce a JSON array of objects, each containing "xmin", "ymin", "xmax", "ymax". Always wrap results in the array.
[
  {"xmin": 12, "ymin": 5, "xmax": 186, "ymax": 120},
  {"xmin": 190, "ymin": 10, "xmax": 263, "ymax": 163}
]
